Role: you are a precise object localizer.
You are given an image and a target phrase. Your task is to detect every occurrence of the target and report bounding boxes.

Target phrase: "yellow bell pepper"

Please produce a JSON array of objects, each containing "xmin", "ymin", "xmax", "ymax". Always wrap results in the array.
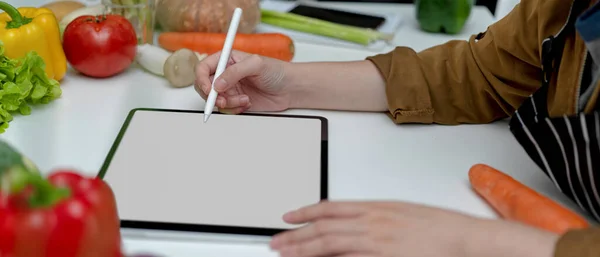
[{"xmin": 0, "ymin": 1, "xmax": 67, "ymax": 81}]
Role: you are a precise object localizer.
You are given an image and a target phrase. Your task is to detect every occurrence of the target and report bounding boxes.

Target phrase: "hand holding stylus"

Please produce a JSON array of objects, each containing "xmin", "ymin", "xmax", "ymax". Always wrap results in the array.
[{"xmin": 204, "ymin": 8, "xmax": 243, "ymax": 122}]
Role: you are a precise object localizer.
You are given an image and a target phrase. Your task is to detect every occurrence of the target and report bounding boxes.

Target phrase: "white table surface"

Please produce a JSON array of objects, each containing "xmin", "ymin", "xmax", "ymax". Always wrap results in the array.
[{"xmin": 0, "ymin": 1, "xmax": 593, "ymax": 256}]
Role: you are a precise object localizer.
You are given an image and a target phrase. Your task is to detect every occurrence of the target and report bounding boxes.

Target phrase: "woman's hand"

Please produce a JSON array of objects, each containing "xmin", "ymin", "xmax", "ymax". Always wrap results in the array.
[
  {"xmin": 270, "ymin": 201, "xmax": 559, "ymax": 257},
  {"xmin": 194, "ymin": 50, "xmax": 292, "ymax": 114}
]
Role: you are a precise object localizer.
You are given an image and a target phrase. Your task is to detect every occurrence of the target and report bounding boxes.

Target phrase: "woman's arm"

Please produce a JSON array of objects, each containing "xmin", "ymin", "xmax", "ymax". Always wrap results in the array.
[
  {"xmin": 465, "ymin": 219, "xmax": 559, "ymax": 257},
  {"xmin": 287, "ymin": 60, "xmax": 388, "ymax": 112}
]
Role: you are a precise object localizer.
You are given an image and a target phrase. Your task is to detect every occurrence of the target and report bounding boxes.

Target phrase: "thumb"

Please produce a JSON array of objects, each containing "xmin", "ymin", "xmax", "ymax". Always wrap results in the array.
[{"xmin": 213, "ymin": 54, "xmax": 263, "ymax": 93}]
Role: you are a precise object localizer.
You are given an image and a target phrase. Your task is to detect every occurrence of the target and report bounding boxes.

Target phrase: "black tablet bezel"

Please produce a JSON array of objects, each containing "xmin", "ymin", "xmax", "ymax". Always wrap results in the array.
[{"xmin": 97, "ymin": 108, "xmax": 328, "ymax": 237}]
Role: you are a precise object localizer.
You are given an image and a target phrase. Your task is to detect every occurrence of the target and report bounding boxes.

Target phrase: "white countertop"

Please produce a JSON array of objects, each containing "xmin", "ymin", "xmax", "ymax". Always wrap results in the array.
[{"xmin": 0, "ymin": 1, "xmax": 592, "ymax": 257}]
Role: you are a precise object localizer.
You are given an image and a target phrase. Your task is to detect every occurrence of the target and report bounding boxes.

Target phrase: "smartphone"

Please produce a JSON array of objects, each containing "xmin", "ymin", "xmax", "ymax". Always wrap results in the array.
[{"xmin": 288, "ymin": 4, "xmax": 386, "ymax": 29}]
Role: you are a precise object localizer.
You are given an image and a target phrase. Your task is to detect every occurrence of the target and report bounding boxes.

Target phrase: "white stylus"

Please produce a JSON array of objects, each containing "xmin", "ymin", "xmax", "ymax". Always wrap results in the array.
[{"xmin": 204, "ymin": 8, "xmax": 243, "ymax": 123}]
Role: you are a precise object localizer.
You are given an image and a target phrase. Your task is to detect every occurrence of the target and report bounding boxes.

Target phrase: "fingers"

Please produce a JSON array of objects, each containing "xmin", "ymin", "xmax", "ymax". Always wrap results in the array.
[
  {"xmin": 212, "ymin": 54, "xmax": 264, "ymax": 93},
  {"xmin": 195, "ymin": 52, "xmax": 222, "ymax": 95},
  {"xmin": 271, "ymin": 218, "xmax": 364, "ymax": 249},
  {"xmin": 195, "ymin": 76, "xmax": 250, "ymax": 110},
  {"xmin": 283, "ymin": 201, "xmax": 368, "ymax": 224},
  {"xmin": 196, "ymin": 50, "xmax": 244, "ymax": 78},
  {"xmin": 277, "ymin": 235, "xmax": 373, "ymax": 257},
  {"xmin": 333, "ymin": 255, "xmax": 376, "ymax": 257},
  {"xmin": 219, "ymin": 105, "xmax": 251, "ymax": 115},
  {"xmin": 217, "ymin": 95, "xmax": 250, "ymax": 109},
  {"xmin": 194, "ymin": 51, "xmax": 259, "ymax": 114},
  {"xmin": 194, "ymin": 50, "xmax": 242, "ymax": 96},
  {"xmin": 194, "ymin": 82, "xmax": 208, "ymax": 100}
]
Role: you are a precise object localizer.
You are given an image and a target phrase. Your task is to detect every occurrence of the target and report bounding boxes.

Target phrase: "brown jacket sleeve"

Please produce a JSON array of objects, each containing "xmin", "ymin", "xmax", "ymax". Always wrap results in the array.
[
  {"xmin": 555, "ymin": 227, "xmax": 600, "ymax": 257},
  {"xmin": 366, "ymin": 0, "xmax": 571, "ymax": 124}
]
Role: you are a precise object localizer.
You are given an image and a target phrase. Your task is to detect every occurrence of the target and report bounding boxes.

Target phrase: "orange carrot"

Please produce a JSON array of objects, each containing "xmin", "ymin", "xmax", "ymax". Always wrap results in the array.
[
  {"xmin": 158, "ymin": 32, "xmax": 295, "ymax": 62},
  {"xmin": 468, "ymin": 163, "xmax": 590, "ymax": 234}
]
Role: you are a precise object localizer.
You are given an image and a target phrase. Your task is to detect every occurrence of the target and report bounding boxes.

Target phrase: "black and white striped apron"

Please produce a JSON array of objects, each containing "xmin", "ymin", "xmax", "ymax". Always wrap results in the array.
[{"xmin": 508, "ymin": 0, "xmax": 600, "ymax": 221}]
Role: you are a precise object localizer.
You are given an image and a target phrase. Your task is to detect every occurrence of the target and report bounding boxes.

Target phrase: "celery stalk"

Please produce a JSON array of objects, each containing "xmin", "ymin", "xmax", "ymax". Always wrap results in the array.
[
  {"xmin": 111, "ymin": 0, "xmax": 150, "ymax": 44},
  {"xmin": 261, "ymin": 9, "xmax": 380, "ymax": 35},
  {"xmin": 110, "ymin": 0, "xmax": 123, "ymax": 16},
  {"xmin": 120, "ymin": 0, "xmax": 137, "ymax": 20},
  {"xmin": 261, "ymin": 17, "xmax": 369, "ymax": 45},
  {"xmin": 260, "ymin": 9, "xmax": 393, "ymax": 45}
]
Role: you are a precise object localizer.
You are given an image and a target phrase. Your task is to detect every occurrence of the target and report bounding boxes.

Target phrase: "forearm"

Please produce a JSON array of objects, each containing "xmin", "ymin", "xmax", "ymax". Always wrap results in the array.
[
  {"xmin": 464, "ymin": 219, "xmax": 559, "ymax": 257},
  {"xmin": 285, "ymin": 60, "xmax": 388, "ymax": 112}
]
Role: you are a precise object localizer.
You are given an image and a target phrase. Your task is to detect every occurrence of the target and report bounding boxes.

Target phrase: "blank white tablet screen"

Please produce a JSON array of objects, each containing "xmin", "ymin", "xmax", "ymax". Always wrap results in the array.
[{"xmin": 102, "ymin": 110, "xmax": 324, "ymax": 230}]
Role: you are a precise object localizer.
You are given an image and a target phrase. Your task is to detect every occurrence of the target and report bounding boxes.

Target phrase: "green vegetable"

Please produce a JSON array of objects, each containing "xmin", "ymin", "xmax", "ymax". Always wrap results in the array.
[
  {"xmin": 260, "ymin": 9, "xmax": 393, "ymax": 46},
  {"xmin": 415, "ymin": 0, "xmax": 474, "ymax": 34},
  {"xmin": 0, "ymin": 40, "xmax": 62, "ymax": 134},
  {"xmin": 113, "ymin": 0, "xmax": 138, "ymax": 20},
  {"xmin": 0, "ymin": 139, "xmax": 40, "ymax": 179},
  {"xmin": 107, "ymin": 0, "xmax": 155, "ymax": 44}
]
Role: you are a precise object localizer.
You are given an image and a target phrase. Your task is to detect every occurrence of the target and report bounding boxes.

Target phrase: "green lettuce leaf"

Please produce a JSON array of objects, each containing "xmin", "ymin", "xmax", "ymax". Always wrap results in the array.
[
  {"xmin": 0, "ymin": 122, "xmax": 8, "ymax": 134},
  {"xmin": 0, "ymin": 40, "xmax": 62, "ymax": 133}
]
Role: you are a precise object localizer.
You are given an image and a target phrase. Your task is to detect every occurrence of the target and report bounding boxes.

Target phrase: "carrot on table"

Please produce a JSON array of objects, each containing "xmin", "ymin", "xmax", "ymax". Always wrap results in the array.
[
  {"xmin": 158, "ymin": 32, "xmax": 295, "ymax": 62},
  {"xmin": 468, "ymin": 163, "xmax": 590, "ymax": 234}
]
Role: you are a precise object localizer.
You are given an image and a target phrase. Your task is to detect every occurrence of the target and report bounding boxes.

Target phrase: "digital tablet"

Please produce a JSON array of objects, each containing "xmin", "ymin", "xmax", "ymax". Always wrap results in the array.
[{"xmin": 98, "ymin": 108, "xmax": 328, "ymax": 237}]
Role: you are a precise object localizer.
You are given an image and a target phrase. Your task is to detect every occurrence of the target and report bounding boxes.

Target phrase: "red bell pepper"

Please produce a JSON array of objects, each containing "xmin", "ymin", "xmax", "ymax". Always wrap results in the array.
[{"xmin": 0, "ymin": 164, "xmax": 124, "ymax": 257}]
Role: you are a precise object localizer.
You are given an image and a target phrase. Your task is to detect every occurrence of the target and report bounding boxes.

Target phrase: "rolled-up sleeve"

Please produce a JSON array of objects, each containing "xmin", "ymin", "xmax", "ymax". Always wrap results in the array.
[
  {"xmin": 366, "ymin": 47, "xmax": 435, "ymax": 123},
  {"xmin": 366, "ymin": 0, "xmax": 556, "ymax": 125},
  {"xmin": 554, "ymin": 227, "xmax": 600, "ymax": 257}
]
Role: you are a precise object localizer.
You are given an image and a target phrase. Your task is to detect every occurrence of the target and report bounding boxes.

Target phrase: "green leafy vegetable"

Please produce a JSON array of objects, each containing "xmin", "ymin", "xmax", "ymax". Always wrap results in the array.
[{"xmin": 0, "ymin": 40, "xmax": 62, "ymax": 133}]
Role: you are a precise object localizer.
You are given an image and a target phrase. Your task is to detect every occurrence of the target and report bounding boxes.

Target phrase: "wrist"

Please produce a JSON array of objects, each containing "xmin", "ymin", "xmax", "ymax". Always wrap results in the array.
[
  {"xmin": 284, "ymin": 62, "xmax": 314, "ymax": 109},
  {"xmin": 463, "ymin": 219, "xmax": 559, "ymax": 257}
]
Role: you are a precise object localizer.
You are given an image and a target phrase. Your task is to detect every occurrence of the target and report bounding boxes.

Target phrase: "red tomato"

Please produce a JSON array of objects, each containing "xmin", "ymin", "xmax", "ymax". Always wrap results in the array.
[{"xmin": 62, "ymin": 14, "xmax": 138, "ymax": 78}]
